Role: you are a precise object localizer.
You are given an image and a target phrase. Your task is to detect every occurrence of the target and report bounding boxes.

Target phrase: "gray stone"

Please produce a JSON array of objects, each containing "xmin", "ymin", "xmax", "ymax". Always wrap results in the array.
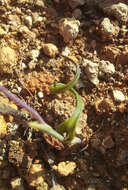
[
  {"xmin": 84, "ymin": 59, "xmax": 99, "ymax": 86},
  {"xmin": 100, "ymin": 17, "xmax": 119, "ymax": 41},
  {"xmin": 99, "ymin": 60, "xmax": 115, "ymax": 75}
]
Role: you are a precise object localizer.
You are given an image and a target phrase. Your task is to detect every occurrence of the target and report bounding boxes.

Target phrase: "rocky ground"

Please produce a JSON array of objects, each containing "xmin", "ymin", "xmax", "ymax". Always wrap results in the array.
[{"xmin": 0, "ymin": 0, "xmax": 128, "ymax": 189}]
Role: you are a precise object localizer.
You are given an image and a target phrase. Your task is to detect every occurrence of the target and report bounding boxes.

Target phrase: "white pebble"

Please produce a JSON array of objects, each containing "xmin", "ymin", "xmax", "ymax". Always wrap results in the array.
[
  {"xmin": 113, "ymin": 90, "xmax": 125, "ymax": 102},
  {"xmin": 100, "ymin": 17, "xmax": 119, "ymax": 41},
  {"xmin": 34, "ymin": 0, "xmax": 45, "ymax": 7},
  {"xmin": 84, "ymin": 59, "xmax": 99, "ymax": 86},
  {"xmin": 20, "ymin": 61, "xmax": 27, "ymax": 69},
  {"xmin": 38, "ymin": 91, "xmax": 44, "ymax": 98},
  {"xmin": 99, "ymin": 60, "xmax": 115, "ymax": 75},
  {"xmin": 34, "ymin": 16, "xmax": 43, "ymax": 24},
  {"xmin": 17, "ymin": 86, "xmax": 22, "ymax": 93},
  {"xmin": 29, "ymin": 49, "xmax": 40, "ymax": 60},
  {"xmin": 28, "ymin": 60, "xmax": 37, "ymax": 70},
  {"xmin": 24, "ymin": 16, "xmax": 33, "ymax": 27},
  {"xmin": 61, "ymin": 47, "xmax": 70, "ymax": 56}
]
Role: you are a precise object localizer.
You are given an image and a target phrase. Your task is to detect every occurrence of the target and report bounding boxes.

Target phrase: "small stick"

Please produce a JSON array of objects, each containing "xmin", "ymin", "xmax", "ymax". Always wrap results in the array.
[
  {"xmin": 0, "ymin": 86, "xmax": 46, "ymax": 125},
  {"xmin": 0, "ymin": 85, "xmax": 64, "ymax": 142},
  {"xmin": 0, "ymin": 103, "xmax": 28, "ymax": 123}
]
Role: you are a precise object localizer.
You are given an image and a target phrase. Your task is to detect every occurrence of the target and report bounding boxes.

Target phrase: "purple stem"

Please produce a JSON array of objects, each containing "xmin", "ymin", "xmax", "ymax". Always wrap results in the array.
[{"xmin": 0, "ymin": 85, "xmax": 46, "ymax": 125}]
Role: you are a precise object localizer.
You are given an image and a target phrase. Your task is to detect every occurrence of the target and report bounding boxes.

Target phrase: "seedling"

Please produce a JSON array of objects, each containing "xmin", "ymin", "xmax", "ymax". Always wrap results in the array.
[
  {"xmin": 0, "ymin": 56, "xmax": 83, "ymax": 144},
  {"xmin": 56, "ymin": 86, "xmax": 83, "ymax": 141}
]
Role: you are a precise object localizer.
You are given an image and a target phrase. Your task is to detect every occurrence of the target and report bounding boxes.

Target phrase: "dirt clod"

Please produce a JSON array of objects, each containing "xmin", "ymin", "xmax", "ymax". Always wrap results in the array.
[
  {"xmin": 42, "ymin": 43, "xmax": 59, "ymax": 58},
  {"xmin": 0, "ymin": 46, "xmax": 18, "ymax": 74},
  {"xmin": 25, "ymin": 163, "xmax": 48, "ymax": 189},
  {"xmin": 52, "ymin": 161, "xmax": 76, "ymax": 176},
  {"xmin": 100, "ymin": 17, "xmax": 119, "ymax": 41},
  {"xmin": 10, "ymin": 177, "xmax": 24, "ymax": 190},
  {"xmin": 59, "ymin": 17, "xmax": 80, "ymax": 43}
]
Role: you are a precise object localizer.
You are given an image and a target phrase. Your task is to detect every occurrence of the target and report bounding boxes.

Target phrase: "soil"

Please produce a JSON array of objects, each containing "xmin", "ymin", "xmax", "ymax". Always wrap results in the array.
[{"xmin": 0, "ymin": 0, "xmax": 128, "ymax": 190}]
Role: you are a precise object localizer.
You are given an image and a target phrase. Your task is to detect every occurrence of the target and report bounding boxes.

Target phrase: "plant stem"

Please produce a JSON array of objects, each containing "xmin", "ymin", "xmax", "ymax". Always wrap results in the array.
[
  {"xmin": 29, "ymin": 121, "xmax": 64, "ymax": 141},
  {"xmin": 56, "ymin": 85, "xmax": 83, "ymax": 140},
  {"xmin": 0, "ymin": 85, "xmax": 64, "ymax": 142},
  {"xmin": 0, "ymin": 85, "xmax": 46, "ymax": 125}
]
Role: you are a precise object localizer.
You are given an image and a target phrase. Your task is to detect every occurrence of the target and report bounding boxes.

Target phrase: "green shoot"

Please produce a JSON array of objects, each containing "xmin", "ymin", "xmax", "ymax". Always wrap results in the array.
[
  {"xmin": 50, "ymin": 58, "xmax": 83, "ymax": 142},
  {"xmin": 0, "ymin": 56, "xmax": 83, "ymax": 144},
  {"xmin": 56, "ymin": 85, "xmax": 83, "ymax": 141},
  {"xmin": 50, "ymin": 63, "xmax": 80, "ymax": 94},
  {"xmin": 29, "ymin": 121, "xmax": 64, "ymax": 142}
]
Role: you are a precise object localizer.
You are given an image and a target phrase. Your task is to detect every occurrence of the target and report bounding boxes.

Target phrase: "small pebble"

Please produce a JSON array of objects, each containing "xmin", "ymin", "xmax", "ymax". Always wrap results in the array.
[
  {"xmin": 59, "ymin": 17, "xmax": 80, "ymax": 43},
  {"xmin": 0, "ymin": 46, "xmax": 18, "ymax": 74},
  {"xmin": 52, "ymin": 161, "xmax": 76, "ymax": 176},
  {"xmin": 83, "ymin": 59, "xmax": 99, "ymax": 86},
  {"xmin": 85, "ymin": 185, "xmax": 96, "ymax": 190},
  {"xmin": 113, "ymin": 90, "xmax": 125, "ymax": 102},
  {"xmin": 42, "ymin": 43, "xmax": 59, "ymax": 57},
  {"xmin": 24, "ymin": 15, "xmax": 33, "ymax": 27},
  {"xmin": 19, "ymin": 26, "xmax": 36, "ymax": 40},
  {"xmin": 28, "ymin": 60, "xmax": 37, "ymax": 70},
  {"xmin": 33, "ymin": 16, "xmax": 43, "ymax": 24},
  {"xmin": 104, "ymin": 3, "xmax": 128, "ymax": 23},
  {"xmin": 38, "ymin": 91, "xmax": 44, "ymax": 98},
  {"xmin": 100, "ymin": 17, "xmax": 119, "ymax": 41},
  {"xmin": 29, "ymin": 49, "xmax": 40, "ymax": 60},
  {"xmin": 61, "ymin": 47, "xmax": 70, "ymax": 56},
  {"xmin": 32, "ymin": 12, "xmax": 44, "ymax": 24},
  {"xmin": 20, "ymin": 61, "xmax": 27, "ymax": 69},
  {"xmin": 17, "ymin": 86, "xmax": 22, "ymax": 93},
  {"xmin": 99, "ymin": 60, "xmax": 115, "ymax": 75},
  {"xmin": 0, "ymin": 115, "xmax": 7, "ymax": 139},
  {"xmin": 10, "ymin": 177, "xmax": 24, "ymax": 190}
]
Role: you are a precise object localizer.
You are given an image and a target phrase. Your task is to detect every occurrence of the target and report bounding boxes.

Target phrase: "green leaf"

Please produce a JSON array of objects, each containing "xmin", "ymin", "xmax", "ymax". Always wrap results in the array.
[
  {"xmin": 29, "ymin": 121, "xmax": 64, "ymax": 142},
  {"xmin": 56, "ymin": 87, "xmax": 83, "ymax": 141},
  {"xmin": 50, "ymin": 63, "xmax": 80, "ymax": 94},
  {"xmin": 50, "ymin": 56, "xmax": 83, "ymax": 142}
]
